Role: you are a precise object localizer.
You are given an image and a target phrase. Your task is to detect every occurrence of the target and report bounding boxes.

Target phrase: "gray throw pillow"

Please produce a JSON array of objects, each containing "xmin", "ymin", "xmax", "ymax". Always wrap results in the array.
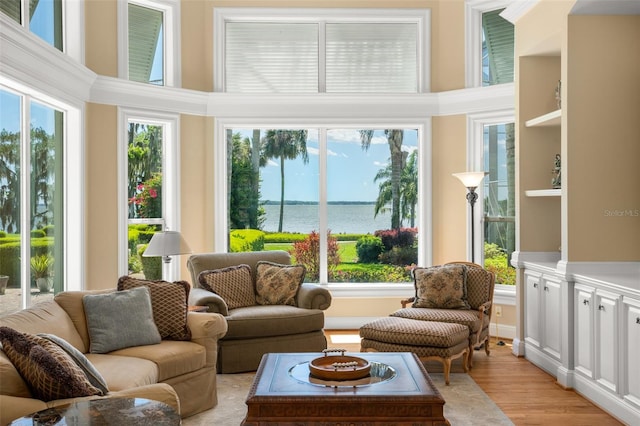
[{"xmin": 83, "ymin": 287, "xmax": 161, "ymax": 354}]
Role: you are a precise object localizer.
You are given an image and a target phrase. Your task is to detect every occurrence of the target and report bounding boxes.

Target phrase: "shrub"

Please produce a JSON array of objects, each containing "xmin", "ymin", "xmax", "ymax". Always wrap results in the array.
[
  {"xmin": 379, "ymin": 245, "xmax": 418, "ymax": 266},
  {"xmin": 331, "ymin": 264, "xmax": 410, "ymax": 283},
  {"xmin": 290, "ymin": 231, "xmax": 340, "ymax": 281},
  {"xmin": 0, "ymin": 231, "xmax": 7, "ymax": 238},
  {"xmin": 230, "ymin": 229, "xmax": 265, "ymax": 252},
  {"xmin": 374, "ymin": 228, "xmax": 417, "ymax": 250},
  {"xmin": 264, "ymin": 233, "xmax": 307, "ymax": 244},
  {"xmin": 485, "ymin": 256, "xmax": 516, "ymax": 285},
  {"xmin": 355, "ymin": 236, "xmax": 384, "ymax": 263},
  {"xmin": 30, "ymin": 229, "xmax": 46, "ymax": 238},
  {"xmin": 42, "ymin": 225, "xmax": 55, "ymax": 236},
  {"xmin": 138, "ymin": 244, "xmax": 162, "ymax": 280},
  {"xmin": 484, "ymin": 242, "xmax": 506, "ymax": 259}
]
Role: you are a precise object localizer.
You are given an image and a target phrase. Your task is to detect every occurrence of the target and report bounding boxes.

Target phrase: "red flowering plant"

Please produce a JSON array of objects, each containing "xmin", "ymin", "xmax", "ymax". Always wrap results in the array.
[
  {"xmin": 290, "ymin": 230, "xmax": 340, "ymax": 282},
  {"xmin": 129, "ymin": 173, "xmax": 162, "ymax": 218}
]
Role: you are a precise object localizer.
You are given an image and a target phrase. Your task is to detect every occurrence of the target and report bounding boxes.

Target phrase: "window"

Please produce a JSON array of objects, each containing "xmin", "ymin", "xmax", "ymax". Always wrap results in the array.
[
  {"xmin": 119, "ymin": 0, "xmax": 180, "ymax": 86},
  {"xmin": 216, "ymin": 8, "xmax": 429, "ymax": 93},
  {"xmin": 119, "ymin": 110, "xmax": 180, "ymax": 281},
  {"xmin": 0, "ymin": 87, "xmax": 65, "ymax": 314},
  {"xmin": 465, "ymin": 1, "xmax": 514, "ymax": 88},
  {"xmin": 1, "ymin": 0, "xmax": 63, "ymax": 50},
  {"xmin": 226, "ymin": 126, "xmax": 423, "ymax": 285},
  {"xmin": 478, "ymin": 119, "xmax": 515, "ymax": 285}
]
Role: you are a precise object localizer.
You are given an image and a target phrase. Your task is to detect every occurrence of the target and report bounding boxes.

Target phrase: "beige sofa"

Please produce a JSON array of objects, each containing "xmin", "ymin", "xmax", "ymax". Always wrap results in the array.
[
  {"xmin": 0, "ymin": 290, "xmax": 228, "ymax": 425},
  {"xmin": 187, "ymin": 250, "xmax": 332, "ymax": 373}
]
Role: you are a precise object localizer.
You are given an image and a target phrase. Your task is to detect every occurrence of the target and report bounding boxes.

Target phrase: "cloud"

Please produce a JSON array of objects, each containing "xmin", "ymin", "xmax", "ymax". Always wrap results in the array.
[
  {"xmin": 307, "ymin": 146, "xmax": 337, "ymax": 157},
  {"xmin": 373, "ymin": 160, "xmax": 388, "ymax": 168},
  {"xmin": 265, "ymin": 159, "xmax": 278, "ymax": 167}
]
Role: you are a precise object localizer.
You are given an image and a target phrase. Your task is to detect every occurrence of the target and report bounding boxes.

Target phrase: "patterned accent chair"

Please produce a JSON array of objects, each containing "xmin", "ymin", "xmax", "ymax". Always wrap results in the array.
[{"xmin": 391, "ymin": 262, "xmax": 495, "ymax": 368}]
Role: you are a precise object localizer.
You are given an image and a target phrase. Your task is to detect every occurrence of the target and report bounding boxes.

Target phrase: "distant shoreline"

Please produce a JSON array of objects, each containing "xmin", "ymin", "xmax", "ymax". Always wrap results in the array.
[{"xmin": 261, "ymin": 201, "xmax": 375, "ymax": 205}]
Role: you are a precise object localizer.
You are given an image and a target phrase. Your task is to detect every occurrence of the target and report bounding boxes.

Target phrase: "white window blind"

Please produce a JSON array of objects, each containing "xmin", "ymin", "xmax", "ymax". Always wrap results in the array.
[
  {"xmin": 224, "ymin": 21, "xmax": 418, "ymax": 93},
  {"xmin": 225, "ymin": 22, "xmax": 319, "ymax": 93},
  {"xmin": 326, "ymin": 23, "xmax": 417, "ymax": 93}
]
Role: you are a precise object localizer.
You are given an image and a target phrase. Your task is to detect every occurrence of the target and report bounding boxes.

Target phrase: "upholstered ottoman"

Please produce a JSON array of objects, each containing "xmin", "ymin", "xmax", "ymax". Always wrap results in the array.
[{"xmin": 359, "ymin": 316, "xmax": 469, "ymax": 385}]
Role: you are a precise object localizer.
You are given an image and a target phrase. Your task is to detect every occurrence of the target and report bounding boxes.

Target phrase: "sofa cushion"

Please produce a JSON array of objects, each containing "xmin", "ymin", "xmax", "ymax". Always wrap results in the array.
[
  {"xmin": 255, "ymin": 261, "xmax": 305, "ymax": 306},
  {"xmin": 83, "ymin": 287, "xmax": 162, "ymax": 354},
  {"xmin": 198, "ymin": 264, "xmax": 256, "ymax": 310},
  {"xmin": 37, "ymin": 333, "xmax": 109, "ymax": 395},
  {"xmin": 0, "ymin": 327, "xmax": 104, "ymax": 401},
  {"xmin": 86, "ymin": 354, "xmax": 159, "ymax": 391},
  {"xmin": 223, "ymin": 305, "xmax": 324, "ymax": 340},
  {"xmin": 412, "ymin": 264, "xmax": 470, "ymax": 309},
  {"xmin": 117, "ymin": 276, "xmax": 192, "ymax": 341},
  {"xmin": 110, "ymin": 340, "xmax": 206, "ymax": 381}
]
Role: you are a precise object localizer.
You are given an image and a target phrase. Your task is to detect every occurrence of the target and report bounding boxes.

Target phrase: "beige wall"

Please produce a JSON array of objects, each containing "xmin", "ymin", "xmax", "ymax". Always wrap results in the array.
[
  {"xmin": 566, "ymin": 15, "xmax": 640, "ymax": 261},
  {"xmin": 82, "ymin": 0, "xmax": 515, "ymax": 332}
]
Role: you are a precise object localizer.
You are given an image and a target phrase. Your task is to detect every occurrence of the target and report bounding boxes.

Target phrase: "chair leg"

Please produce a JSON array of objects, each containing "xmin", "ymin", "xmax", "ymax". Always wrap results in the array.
[
  {"xmin": 484, "ymin": 337, "xmax": 491, "ymax": 356},
  {"xmin": 462, "ymin": 348, "xmax": 469, "ymax": 373},
  {"xmin": 467, "ymin": 343, "xmax": 474, "ymax": 369},
  {"xmin": 442, "ymin": 358, "xmax": 452, "ymax": 385}
]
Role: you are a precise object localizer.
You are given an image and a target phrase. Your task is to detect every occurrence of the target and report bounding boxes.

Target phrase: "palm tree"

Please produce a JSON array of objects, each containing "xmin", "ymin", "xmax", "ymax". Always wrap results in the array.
[
  {"xmin": 373, "ymin": 149, "xmax": 418, "ymax": 228},
  {"xmin": 260, "ymin": 130, "xmax": 309, "ymax": 232},
  {"xmin": 360, "ymin": 130, "xmax": 406, "ymax": 230}
]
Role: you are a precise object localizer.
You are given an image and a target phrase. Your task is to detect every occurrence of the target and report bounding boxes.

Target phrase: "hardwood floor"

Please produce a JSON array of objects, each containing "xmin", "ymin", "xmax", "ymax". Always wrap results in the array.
[{"xmin": 325, "ymin": 331, "xmax": 623, "ymax": 426}]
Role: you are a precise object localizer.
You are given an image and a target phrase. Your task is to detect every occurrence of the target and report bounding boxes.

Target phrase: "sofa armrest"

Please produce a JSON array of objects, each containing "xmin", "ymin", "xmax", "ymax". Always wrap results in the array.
[
  {"xmin": 189, "ymin": 287, "xmax": 229, "ymax": 316},
  {"xmin": 0, "ymin": 395, "xmax": 47, "ymax": 425},
  {"xmin": 187, "ymin": 312, "xmax": 228, "ymax": 369},
  {"xmin": 296, "ymin": 283, "xmax": 332, "ymax": 310}
]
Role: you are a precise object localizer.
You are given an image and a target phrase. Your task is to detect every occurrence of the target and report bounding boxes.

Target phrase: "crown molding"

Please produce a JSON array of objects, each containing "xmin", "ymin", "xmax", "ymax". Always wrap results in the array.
[
  {"xmin": 500, "ymin": 0, "xmax": 539, "ymax": 24},
  {"xmin": 90, "ymin": 75, "xmax": 209, "ymax": 115},
  {"xmin": 437, "ymin": 82, "xmax": 515, "ymax": 116},
  {"xmin": 0, "ymin": 14, "xmax": 95, "ymax": 105}
]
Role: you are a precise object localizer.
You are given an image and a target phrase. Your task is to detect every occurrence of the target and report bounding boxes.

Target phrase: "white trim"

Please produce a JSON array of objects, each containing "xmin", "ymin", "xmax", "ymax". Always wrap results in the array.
[
  {"xmin": 0, "ymin": 13, "xmax": 96, "ymax": 105},
  {"xmin": 500, "ymin": 0, "xmax": 540, "ymax": 24},
  {"xmin": 213, "ymin": 8, "xmax": 430, "ymax": 93},
  {"xmin": 63, "ymin": 0, "xmax": 84, "ymax": 64},
  {"xmin": 465, "ymin": 0, "xmax": 512, "ymax": 88},
  {"xmin": 118, "ymin": 0, "xmax": 181, "ymax": 87},
  {"xmin": 118, "ymin": 108, "xmax": 181, "ymax": 280}
]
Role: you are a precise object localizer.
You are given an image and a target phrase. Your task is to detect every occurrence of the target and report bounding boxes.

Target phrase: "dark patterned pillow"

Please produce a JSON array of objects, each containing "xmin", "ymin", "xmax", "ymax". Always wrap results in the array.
[
  {"xmin": 198, "ymin": 265, "xmax": 256, "ymax": 310},
  {"xmin": 0, "ymin": 326, "xmax": 104, "ymax": 401},
  {"xmin": 255, "ymin": 261, "xmax": 306, "ymax": 306},
  {"xmin": 118, "ymin": 276, "xmax": 192, "ymax": 341},
  {"xmin": 412, "ymin": 264, "xmax": 470, "ymax": 309}
]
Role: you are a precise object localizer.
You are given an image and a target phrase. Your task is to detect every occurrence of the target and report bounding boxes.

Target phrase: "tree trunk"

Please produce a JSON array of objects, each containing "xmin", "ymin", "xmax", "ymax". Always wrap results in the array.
[
  {"xmin": 250, "ymin": 129, "xmax": 261, "ymax": 228},
  {"xmin": 388, "ymin": 130, "xmax": 405, "ymax": 230},
  {"xmin": 278, "ymin": 155, "xmax": 285, "ymax": 232}
]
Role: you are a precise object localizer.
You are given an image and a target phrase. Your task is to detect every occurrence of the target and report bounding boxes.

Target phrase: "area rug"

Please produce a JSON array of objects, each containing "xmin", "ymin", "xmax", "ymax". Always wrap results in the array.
[{"xmin": 183, "ymin": 372, "xmax": 513, "ymax": 425}]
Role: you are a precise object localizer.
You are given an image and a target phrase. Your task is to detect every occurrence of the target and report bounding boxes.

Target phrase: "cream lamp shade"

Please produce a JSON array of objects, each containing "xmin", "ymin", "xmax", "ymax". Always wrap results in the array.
[
  {"xmin": 452, "ymin": 171, "xmax": 488, "ymax": 189},
  {"xmin": 143, "ymin": 231, "xmax": 192, "ymax": 264}
]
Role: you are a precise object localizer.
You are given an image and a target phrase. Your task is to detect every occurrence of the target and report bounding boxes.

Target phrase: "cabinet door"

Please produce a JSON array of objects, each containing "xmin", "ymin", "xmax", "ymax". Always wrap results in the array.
[
  {"xmin": 524, "ymin": 272, "xmax": 541, "ymax": 347},
  {"xmin": 595, "ymin": 291, "xmax": 618, "ymax": 393},
  {"xmin": 623, "ymin": 298, "xmax": 640, "ymax": 409},
  {"xmin": 574, "ymin": 284, "xmax": 594, "ymax": 377},
  {"xmin": 542, "ymin": 277, "xmax": 562, "ymax": 360}
]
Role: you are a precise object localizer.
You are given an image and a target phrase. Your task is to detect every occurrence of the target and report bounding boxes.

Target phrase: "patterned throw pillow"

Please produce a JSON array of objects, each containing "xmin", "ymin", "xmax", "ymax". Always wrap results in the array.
[
  {"xmin": 0, "ymin": 326, "xmax": 104, "ymax": 401},
  {"xmin": 412, "ymin": 264, "xmax": 471, "ymax": 309},
  {"xmin": 198, "ymin": 264, "xmax": 256, "ymax": 310},
  {"xmin": 117, "ymin": 276, "xmax": 192, "ymax": 341},
  {"xmin": 255, "ymin": 261, "xmax": 306, "ymax": 306}
]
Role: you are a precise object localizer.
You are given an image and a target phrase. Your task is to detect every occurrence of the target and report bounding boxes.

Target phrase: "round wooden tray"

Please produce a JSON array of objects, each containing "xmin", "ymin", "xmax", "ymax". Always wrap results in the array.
[{"xmin": 309, "ymin": 349, "xmax": 371, "ymax": 381}]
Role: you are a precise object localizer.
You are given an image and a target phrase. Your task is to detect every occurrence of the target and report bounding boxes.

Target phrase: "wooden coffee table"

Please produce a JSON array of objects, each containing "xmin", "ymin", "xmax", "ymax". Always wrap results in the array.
[{"xmin": 243, "ymin": 352, "xmax": 449, "ymax": 426}]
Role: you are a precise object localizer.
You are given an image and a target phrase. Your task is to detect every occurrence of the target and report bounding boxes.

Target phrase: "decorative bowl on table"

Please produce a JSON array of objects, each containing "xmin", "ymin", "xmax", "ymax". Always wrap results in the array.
[{"xmin": 309, "ymin": 349, "xmax": 371, "ymax": 381}]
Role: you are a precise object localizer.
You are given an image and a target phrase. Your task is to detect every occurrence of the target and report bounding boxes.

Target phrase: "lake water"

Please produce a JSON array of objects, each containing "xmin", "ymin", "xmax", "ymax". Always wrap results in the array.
[{"xmin": 261, "ymin": 203, "xmax": 392, "ymax": 234}]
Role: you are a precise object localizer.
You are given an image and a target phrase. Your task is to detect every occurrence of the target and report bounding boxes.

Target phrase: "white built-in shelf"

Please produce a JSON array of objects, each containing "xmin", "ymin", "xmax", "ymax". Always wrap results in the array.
[
  {"xmin": 525, "ymin": 189, "xmax": 561, "ymax": 197},
  {"xmin": 525, "ymin": 109, "xmax": 561, "ymax": 127}
]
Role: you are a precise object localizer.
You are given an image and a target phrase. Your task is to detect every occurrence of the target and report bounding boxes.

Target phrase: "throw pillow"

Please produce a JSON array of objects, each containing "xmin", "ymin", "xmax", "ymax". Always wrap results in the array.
[
  {"xmin": 412, "ymin": 264, "xmax": 471, "ymax": 309},
  {"xmin": 255, "ymin": 261, "xmax": 305, "ymax": 306},
  {"xmin": 83, "ymin": 287, "xmax": 162, "ymax": 354},
  {"xmin": 117, "ymin": 276, "xmax": 192, "ymax": 341},
  {"xmin": 37, "ymin": 333, "xmax": 110, "ymax": 395},
  {"xmin": 198, "ymin": 265, "xmax": 255, "ymax": 310},
  {"xmin": 0, "ymin": 326, "xmax": 104, "ymax": 401}
]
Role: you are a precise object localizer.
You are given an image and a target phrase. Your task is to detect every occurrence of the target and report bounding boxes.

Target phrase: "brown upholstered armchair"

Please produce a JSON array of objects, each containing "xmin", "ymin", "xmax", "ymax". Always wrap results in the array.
[
  {"xmin": 392, "ymin": 262, "xmax": 495, "ymax": 368},
  {"xmin": 187, "ymin": 250, "xmax": 332, "ymax": 373}
]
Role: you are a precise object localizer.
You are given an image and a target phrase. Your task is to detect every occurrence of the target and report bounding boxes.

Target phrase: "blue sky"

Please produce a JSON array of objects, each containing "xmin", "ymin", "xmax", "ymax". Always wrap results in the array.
[{"xmin": 235, "ymin": 129, "xmax": 418, "ymax": 203}]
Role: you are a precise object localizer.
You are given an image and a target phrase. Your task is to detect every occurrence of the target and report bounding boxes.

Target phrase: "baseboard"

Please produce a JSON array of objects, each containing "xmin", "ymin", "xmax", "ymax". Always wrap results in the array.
[
  {"xmin": 490, "ymin": 323, "xmax": 515, "ymax": 340},
  {"xmin": 574, "ymin": 373, "xmax": 640, "ymax": 425}
]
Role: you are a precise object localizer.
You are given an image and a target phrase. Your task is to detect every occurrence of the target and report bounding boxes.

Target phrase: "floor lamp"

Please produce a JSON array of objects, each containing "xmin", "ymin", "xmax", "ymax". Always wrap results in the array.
[
  {"xmin": 452, "ymin": 172, "xmax": 488, "ymax": 263},
  {"xmin": 143, "ymin": 230, "xmax": 192, "ymax": 278}
]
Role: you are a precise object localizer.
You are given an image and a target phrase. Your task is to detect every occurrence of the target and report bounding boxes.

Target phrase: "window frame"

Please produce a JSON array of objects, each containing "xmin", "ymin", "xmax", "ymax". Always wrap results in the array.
[
  {"xmin": 117, "ymin": 0, "xmax": 181, "ymax": 87},
  {"xmin": 467, "ymin": 109, "xmax": 516, "ymax": 301},
  {"xmin": 213, "ymin": 8, "xmax": 430, "ymax": 94},
  {"xmin": 214, "ymin": 117, "xmax": 432, "ymax": 295},
  {"xmin": 0, "ymin": 77, "xmax": 84, "ymax": 307},
  {"xmin": 118, "ymin": 108, "xmax": 181, "ymax": 281},
  {"xmin": 464, "ymin": 0, "xmax": 512, "ymax": 88}
]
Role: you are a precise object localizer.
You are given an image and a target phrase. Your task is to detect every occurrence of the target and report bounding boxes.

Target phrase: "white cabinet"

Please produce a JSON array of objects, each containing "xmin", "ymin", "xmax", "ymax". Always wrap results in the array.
[
  {"xmin": 574, "ymin": 284, "xmax": 594, "ymax": 377},
  {"xmin": 524, "ymin": 270, "xmax": 562, "ymax": 367},
  {"xmin": 623, "ymin": 297, "xmax": 640, "ymax": 410}
]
